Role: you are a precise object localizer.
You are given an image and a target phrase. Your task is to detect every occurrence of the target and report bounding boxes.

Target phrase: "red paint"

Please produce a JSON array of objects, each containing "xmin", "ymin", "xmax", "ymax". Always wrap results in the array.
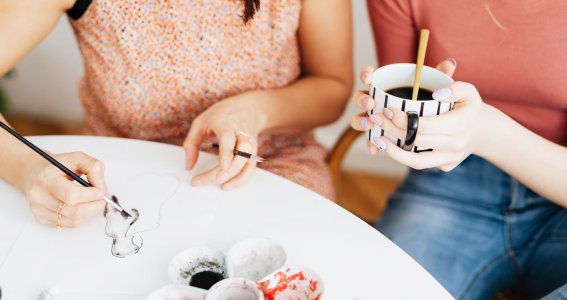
[{"xmin": 259, "ymin": 270, "xmax": 321, "ymax": 300}]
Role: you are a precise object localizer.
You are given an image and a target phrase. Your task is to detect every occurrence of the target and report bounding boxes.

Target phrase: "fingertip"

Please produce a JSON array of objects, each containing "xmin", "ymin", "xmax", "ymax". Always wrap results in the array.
[
  {"xmin": 190, "ymin": 177, "xmax": 204, "ymax": 187},
  {"xmin": 360, "ymin": 66, "xmax": 374, "ymax": 84},
  {"xmin": 432, "ymin": 87, "xmax": 453, "ymax": 101},
  {"xmin": 449, "ymin": 58, "xmax": 457, "ymax": 68},
  {"xmin": 371, "ymin": 136, "xmax": 387, "ymax": 150},
  {"xmin": 367, "ymin": 144, "xmax": 379, "ymax": 156}
]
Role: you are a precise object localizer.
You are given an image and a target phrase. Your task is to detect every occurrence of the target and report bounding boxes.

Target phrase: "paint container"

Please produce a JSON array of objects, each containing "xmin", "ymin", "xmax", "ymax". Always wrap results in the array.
[
  {"xmin": 225, "ymin": 238, "xmax": 286, "ymax": 282},
  {"xmin": 258, "ymin": 266, "xmax": 324, "ymax": 300},
  {"xmin": 145, "ymin": 284, "xmax": 207, "ymax": 300},
  {"xmin": 168, "ymin": 247, "xmax": 227, "ymax": 290},
  {"xmin": 206, "ymin": 278, "xmax": 264, "ymax": 300}
]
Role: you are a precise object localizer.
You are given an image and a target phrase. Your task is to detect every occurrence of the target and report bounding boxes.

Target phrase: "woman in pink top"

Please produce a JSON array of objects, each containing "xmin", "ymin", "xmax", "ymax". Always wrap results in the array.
[
  {"xmin": 350, "ymin": 1, "xmax": 567, "ymax": 299},
  {"xmin": 0, "ymin": 1, "xmax": 352, "ymax": 227}
]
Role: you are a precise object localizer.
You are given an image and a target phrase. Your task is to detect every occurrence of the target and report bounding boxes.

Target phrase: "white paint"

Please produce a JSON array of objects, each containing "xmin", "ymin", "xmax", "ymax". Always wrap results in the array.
[{"xmin": 2, "ymin": 2, "xmax": 407, "ymax": 178}]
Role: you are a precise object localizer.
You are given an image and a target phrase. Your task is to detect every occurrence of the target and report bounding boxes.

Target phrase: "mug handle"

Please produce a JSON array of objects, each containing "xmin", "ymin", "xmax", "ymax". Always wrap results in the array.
[{"xmin": 402, "ymin": 111, "xmax": 419, "ymax": 151}]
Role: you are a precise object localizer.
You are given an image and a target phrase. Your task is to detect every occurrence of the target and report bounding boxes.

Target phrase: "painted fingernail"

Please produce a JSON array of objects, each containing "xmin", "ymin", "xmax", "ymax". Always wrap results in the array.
[
  {"xmin": 360, "ymin": 117, "xmax": 368, "ymax": 128},
  {"xmin": 383, "ymin": 108, "xmax": 394, "ymax": 119},
  {"xmin": 217, "ymin": 172, "xmax": 230, "ymax": 183},
  {"xmin": 372, "ymin": 137, "xmax": 387, "ymax": 149},
  {"xmin": 369, "ymin": 114, "xmax": 383, "ymax": 126},
  {"xmin": 363, "ymin": 72, "xmax": 371, "ymax": 83},
  {"xmin": 433, "ymin": 88, "xmax": 452, "ymax": 101},
  {"xmin": 449, "ymin": 58, "xmax": 457, "ymax": 67},
  {"xmin": 362, "ymin": 97, "xmax": 374, "ymax": 110}
]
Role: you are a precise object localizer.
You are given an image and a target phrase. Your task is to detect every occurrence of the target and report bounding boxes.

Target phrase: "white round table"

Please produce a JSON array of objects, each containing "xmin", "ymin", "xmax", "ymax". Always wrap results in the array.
[{"xmin": 0, "ymin": 136, "xmax": 453, "ymax": 300}]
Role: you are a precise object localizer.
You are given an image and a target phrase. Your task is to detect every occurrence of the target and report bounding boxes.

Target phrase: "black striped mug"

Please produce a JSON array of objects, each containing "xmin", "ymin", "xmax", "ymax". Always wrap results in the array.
[{"xmin": 368, "ymin": 63, "xmax": 454, "ymax": 152}]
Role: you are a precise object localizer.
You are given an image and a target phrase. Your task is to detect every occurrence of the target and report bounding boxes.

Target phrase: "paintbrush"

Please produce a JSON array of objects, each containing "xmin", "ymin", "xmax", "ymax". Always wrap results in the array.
[
  {"xmin": 212, "ymin": 143, "xmax": 265, "ymax": 163},
  {"xmin": 412, "ymin": 29, "xmax": 430, "ymax": 101},
  {"xmin": 0, "ymin": 120, "xmax": 132, "ymax": 218}
]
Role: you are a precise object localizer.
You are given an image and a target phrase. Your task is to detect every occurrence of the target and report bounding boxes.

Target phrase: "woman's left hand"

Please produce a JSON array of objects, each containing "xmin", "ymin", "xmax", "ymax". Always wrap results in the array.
[
  {"xmin": 371, "ymin": 82, "xmax": 494, "ymax": 172},
  {"xmin": 183, "ymin": 93, "xmax": 267, "ymax": 190}
]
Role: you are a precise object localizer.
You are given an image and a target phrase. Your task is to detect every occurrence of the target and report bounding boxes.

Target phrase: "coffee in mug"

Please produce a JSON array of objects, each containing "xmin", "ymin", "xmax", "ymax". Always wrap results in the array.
[{"xmin": 369, "ymin": 63, "xmax": 454, "ymax": 152}]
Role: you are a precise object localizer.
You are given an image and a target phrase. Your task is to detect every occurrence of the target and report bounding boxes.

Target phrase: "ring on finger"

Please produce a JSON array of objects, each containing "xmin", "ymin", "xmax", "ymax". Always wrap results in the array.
[
  {"xmin": 56, "ymin": 201, "xmax": 66, "ymax": 230},
  {"xmin": 236, "ymin": 131, "xmax": 254, "ymax": 143}
]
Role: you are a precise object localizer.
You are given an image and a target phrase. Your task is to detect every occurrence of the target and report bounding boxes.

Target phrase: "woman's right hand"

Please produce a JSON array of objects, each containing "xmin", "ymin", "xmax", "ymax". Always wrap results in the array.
[{"xmin": 24, "ymin": 152, "xmax": 108, "ymax": 228}]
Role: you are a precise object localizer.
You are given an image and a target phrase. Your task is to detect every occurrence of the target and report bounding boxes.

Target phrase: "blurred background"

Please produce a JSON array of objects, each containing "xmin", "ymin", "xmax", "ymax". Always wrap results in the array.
[{"xmin": 0, "ymin": 1, "xmax": 407, "ymax": 222}]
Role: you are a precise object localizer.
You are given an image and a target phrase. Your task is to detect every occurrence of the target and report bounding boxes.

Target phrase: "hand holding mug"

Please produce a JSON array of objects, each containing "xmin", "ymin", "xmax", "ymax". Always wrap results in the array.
[{"xmin": 351, "ymin": 58, "xmax": 494, "ymax": 172}]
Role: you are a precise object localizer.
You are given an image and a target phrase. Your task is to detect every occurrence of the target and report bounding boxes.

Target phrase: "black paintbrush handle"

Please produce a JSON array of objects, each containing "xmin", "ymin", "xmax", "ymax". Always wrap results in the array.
[
  {"xmin": 211, "ymin": 143, "xmax": 252, "ymax": 159},
  {"xmin": 0, "ymin": 120, "xmax": 91, "ymax": 188}
]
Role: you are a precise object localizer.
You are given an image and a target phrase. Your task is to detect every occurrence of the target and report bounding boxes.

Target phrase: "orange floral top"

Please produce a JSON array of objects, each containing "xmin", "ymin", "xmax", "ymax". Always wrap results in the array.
[{"xmin": 68, "ymin": 0, "xmax": 334, "ymax": 199}]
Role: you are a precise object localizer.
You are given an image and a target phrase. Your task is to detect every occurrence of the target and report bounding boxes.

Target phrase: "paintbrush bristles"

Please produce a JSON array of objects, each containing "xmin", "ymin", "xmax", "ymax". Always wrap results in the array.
[{"xmin": 412, "ymin": 29, "xmax": 430, "ymax": 101}]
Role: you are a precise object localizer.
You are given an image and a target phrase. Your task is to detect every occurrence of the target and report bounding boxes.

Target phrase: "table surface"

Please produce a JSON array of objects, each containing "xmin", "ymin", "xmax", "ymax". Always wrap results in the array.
[{"xmin": 0, "ymin": 136, "xmax": 453, "ymax": 300}]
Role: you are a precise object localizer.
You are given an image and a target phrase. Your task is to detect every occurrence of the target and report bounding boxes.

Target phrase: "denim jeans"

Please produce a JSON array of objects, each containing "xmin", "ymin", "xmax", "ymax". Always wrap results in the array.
[
  {"xmin": 542, "ymin": 283, "xmax": 567, "ymax": 300},
  {"xmin": 376, "ymin": 155, "xmax": 567, "ymax": 300}
]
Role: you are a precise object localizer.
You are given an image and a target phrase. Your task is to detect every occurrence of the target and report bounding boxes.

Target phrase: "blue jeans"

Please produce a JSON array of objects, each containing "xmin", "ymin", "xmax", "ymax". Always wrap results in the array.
[
  {"xmin": 542, "ymin": 283, "xmax": 567, "ymax": 300},
  {"xmin": 376, "ymin": 155, "xmax": 567, "ymax": 300}
]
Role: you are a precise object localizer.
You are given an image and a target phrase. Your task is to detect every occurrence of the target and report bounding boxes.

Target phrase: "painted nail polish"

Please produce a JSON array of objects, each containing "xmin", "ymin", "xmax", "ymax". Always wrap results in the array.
[
  {"xmin": 369, "ymin": 115, "xmax": 383, "ymax": 126},
  {"xmin": 449, "ymin": 58, "xmax": 457, "ymax": 68},
  {"xmin": 360, "ymin": 117, "xmax": 368, "ymax": 128},
  {"xmin": 383, "ymin": 108, "xmax": 394, "ymax": 119},
  {"xmin": 372, "ymin": 137, "xmax": 387, "ymax": 149},
  {"xmin": 363, "ymin": 72, "xmax": 371, "ymax": 83},
  {"xmin": 362, "ymin": 97, "xmax": 374, "ymax": 110},
  {"xmin": 433, "ymin": 88, "xmax": 452, "ymax": 101}
]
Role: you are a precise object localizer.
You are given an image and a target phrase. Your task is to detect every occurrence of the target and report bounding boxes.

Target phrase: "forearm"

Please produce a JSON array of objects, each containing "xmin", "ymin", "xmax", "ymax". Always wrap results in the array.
[
  {"xmin": 478, "ymin": 105, "xmax": 567, "ymax": 207},
  {"xmin": 253, "ymin": 75, "xmax": 351, "ymax": 135},
  {"xmin": 0, "ymin": 114, "xmax": 39, "ymax": 191}
]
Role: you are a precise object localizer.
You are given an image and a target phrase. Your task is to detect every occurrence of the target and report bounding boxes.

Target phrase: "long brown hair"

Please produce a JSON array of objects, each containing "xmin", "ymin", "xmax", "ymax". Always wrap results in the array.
[{"xmin": 243, "ymin": 0, "xmax": 261, "ymax": 23}]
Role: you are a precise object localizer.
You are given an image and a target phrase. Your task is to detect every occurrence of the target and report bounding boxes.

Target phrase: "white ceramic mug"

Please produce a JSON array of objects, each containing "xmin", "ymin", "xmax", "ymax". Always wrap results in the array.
[{"xmin": 369, "ymin": 63, "xmax": 454, "ymax": 152}]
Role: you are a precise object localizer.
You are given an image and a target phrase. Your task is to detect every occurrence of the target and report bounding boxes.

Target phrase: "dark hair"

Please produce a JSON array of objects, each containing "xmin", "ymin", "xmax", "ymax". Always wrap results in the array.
[{"xmin": 243, "ymin": 0, "xmax": 261, "ymax": 23}]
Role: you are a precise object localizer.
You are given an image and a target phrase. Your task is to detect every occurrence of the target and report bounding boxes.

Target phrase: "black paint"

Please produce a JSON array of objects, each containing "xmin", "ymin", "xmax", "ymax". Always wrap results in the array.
[
  {"xmin": 190, "ymin": 271, "xmax": 225, "ymax": 290},
  {"xmin": 386, "ymin": 87, "xmax": 434, "ymax": 101}
]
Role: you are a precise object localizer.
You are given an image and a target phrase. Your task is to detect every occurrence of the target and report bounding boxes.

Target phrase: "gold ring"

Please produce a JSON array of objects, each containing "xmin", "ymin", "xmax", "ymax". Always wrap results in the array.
[
  {"xmin": 236, "ymin": 131, "xmax": 253, "ymax": 143},
  {"xmin": 56, "ymin": 201, "xmax": 65, "ymax": 230}
]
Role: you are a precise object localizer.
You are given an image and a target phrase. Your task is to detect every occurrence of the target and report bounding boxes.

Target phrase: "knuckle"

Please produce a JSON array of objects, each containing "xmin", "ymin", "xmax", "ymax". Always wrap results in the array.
[
  {"xmin": 70, "ymin": 151, "xmax": 83, "ymax": 160},
  {"xmin": 27, "ymin": 188, "xmax": 42, "ymax": 203},
  {"xmin": 91, "ymin": 160, "xmax": 105, "ymax": 172},
  {"xmin": 66, "ymin": 205, "xmax": 79, "ymax": 220},
  {"xmin": 64, "ymin": 188, "xmax": 81, "ymax": 205},
  {"xmin": 37, "ymin": 170, "xmax": 52, "ymax": 186}
]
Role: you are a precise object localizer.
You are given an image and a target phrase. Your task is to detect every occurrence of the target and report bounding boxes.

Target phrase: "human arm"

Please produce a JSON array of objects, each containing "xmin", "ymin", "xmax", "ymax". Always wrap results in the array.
[
  {"xmin": 351, "ymin": 78, "xmax": 567, "ymax": 207},
  {"xmin": 0, "ymin": 0, "xmax": 108, "ymax": 227},
  {"xmin": 183, "ymin": 0, "xmax": 353, "ymax": 190}
]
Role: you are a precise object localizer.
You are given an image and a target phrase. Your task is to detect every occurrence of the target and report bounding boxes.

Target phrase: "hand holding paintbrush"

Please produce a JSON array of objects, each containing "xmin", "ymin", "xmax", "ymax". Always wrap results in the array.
[{"xmin": 0, "ymin": 120, "xmax": 130, "ymax": 229}]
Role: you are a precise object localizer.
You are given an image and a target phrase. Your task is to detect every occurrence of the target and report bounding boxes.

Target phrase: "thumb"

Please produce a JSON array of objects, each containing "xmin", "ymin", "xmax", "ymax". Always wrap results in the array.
[
  {"xmin": 432, "ymin": 81, "xmax": 481, "ymax": 104},
  {"xmin": 435, "ymin": 58, "xmax": 457, "ymax": 77}
]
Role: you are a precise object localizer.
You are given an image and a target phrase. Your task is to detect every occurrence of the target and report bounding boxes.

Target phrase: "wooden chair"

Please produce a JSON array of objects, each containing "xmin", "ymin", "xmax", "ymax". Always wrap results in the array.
[{"xmin": 326, "ymin": 127, "xmax": 400, "ymax": 223}]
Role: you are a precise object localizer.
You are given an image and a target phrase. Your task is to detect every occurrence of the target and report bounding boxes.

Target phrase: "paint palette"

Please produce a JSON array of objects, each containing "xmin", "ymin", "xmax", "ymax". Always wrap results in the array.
[{"xmin": 147, "ymin": 238, "xmax": 323, "ymax": 300}]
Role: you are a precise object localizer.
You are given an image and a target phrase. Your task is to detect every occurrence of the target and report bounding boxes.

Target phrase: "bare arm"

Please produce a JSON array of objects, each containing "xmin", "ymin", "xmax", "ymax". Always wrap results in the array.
[
  {"xmin": 253, "ymin": 0, "xmax": 354, "ymax": 134},
  {"xmin": 0, "ymin": 0, "xmax": 72, "ymax": 188},
  {"xmin": 479, "ymin": 105, "xmax": 567, "ymax": 207},
  {"xmin": 183, "ymin": 0, "xmax": 353, "ymax": 190}
]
